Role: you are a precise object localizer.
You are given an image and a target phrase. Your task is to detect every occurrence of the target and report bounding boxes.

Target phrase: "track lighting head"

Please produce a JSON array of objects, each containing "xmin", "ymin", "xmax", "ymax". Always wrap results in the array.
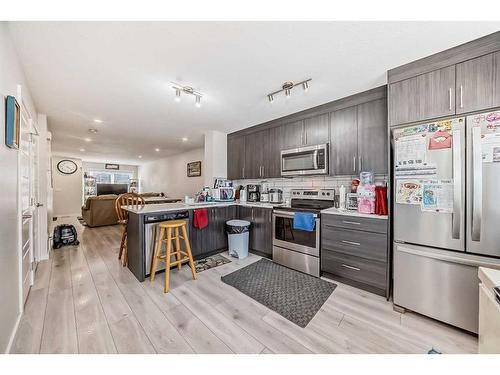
[
  {"xmin": 172, "ymin": 83, "xmax": 203, "ymax": 107},
  {"xmin": 266, "ymin": 78, "xmax": 311, "ymax": 103}
]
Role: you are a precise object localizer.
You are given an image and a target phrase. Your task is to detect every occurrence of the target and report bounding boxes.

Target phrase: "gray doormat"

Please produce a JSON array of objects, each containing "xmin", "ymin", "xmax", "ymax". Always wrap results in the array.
[
  {"xmin": 221, "ymin": 258, "xmax": 337, "ymax": 327},
  {"xmin": 194, "ymin": 254, "xmax": 231, "ymax": 273}
]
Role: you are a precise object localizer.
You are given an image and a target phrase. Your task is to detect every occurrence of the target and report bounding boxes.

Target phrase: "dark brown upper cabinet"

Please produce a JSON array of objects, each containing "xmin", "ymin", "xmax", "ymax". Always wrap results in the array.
[
  {"xmin": 357, "ymin": 98, "xmax": 388, "ymax": 175},
  {"xmin": 456, "ymin": 51, "xmax": 500, "ymax": 114},
  {"xmin": 266, "ymin": 126, "xmax": 284, "ymax": 178},
  {"xmin": 330, "ymin": 106, "xmax": 358, "ymax": 176},
  {"xmin": 389, "ymin": 65, "xmax": 455, "ymax": 126},
  {"xmin": 303, "ymin": 113, "xmax": 330, "ymax": 146},
  {"xmin": 279, "ymin": 119, "xmax": 304, "ymax": 150},
  {"xmin": 227, "ymin": 135, "xmax": 245, "ymax": 180},
  {"xmin": 244, "ymin": 129, "xmax": 268, "ymax": 179}
]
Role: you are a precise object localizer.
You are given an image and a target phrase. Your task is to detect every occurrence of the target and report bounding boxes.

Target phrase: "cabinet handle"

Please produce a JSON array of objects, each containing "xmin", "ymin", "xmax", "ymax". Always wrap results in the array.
[
  {"xmin": 341, "ymin": 264, "xmax": 361, "ymax": 271},
  {"xmin": 358, "ymin": 156, "xmax": 362, "ymax": 172},
  {"xmin": 342, "ymin": 220, "xmax": 360, "ymax": 225},
  {"xmin": 242, "ymin": 167, "xmax": 245, "ymax": 179},
  {"xmin": 448, "ymin": 88, "xmax": 452, "ymax": 110},
  {"xmin": 353, "ymin": 156, "xmax": 356, "ymax": 172},
  {"xmin": 341, "ymin": 240, "xmax": 361, "ymax": 246},
  {"xmin": 459, "ymin": 85, "xmax": 463, "ymax": 109},
  {"xmin": 261, "ymin": 165, "xmax": 265, "ymax": 178}
]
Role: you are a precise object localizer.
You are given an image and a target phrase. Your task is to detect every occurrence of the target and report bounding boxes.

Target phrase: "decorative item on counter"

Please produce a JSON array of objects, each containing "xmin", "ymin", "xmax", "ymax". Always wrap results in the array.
[
  {"xmin": 351, "ymin": 178, "xmax": 360, "ymax": 193},
  {"xmin": 375, "ymin": 185, "xmax": 388, "ymax": 216},
  {"xmin": 346, "ymin": 193, "xmax": 358, "ymax": 210},
  {"xmin": 357, "ymin": 171, "xmax": 375, "ymax": 214},
  {"xmin": 338, "ymin": 185, "xmax": 346, "ymax": 210}
]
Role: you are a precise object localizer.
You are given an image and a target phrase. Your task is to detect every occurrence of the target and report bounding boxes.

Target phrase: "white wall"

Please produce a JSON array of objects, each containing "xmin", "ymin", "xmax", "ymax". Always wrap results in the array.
[
  {"xmin": 139, "ymin": 148, "xmax": 204, "ymax": 198},
  {"xmin": 52, "ymin": 155, "xmax": 83, "ymax": 216},
  {"xmin": 0, "ymin": 22, "xmax": 38, "ymax": 353},
  {"xmin": 204, "ymin": 130, "xmax": 227, "ymax": 187}
]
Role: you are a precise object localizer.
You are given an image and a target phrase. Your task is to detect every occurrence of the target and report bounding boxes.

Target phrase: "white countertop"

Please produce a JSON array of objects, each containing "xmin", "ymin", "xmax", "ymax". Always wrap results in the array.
[
  {"xmin": 320, "ymin": 207, "xmax": 388, "ymax": 220},
  {"xmin": 123, "ymin": 200, "xmax": 281, "ymax": 214},
  {"xmin": 479, "ymin": 267, "xmax": 500, "ymax": 291}
]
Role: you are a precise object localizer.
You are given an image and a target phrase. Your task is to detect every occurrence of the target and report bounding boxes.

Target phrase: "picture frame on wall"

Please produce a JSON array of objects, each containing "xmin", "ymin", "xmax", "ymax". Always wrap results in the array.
[
  {"xmin": 187, "ymin": 161, "xmax": 201, "ymax": 177},
  {"xmin": 5, "ymin": 95, "xmax": 20, "ymax": 149},
  {"xmin": 105, "ymin": 163, "xmax": 120, "ymax": 170}
]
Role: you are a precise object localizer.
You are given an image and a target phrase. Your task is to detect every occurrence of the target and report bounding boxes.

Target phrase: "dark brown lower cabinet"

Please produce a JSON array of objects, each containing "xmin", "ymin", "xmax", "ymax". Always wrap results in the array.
[
  {"xmin": 237, "ymin": 206, "xmax": 273, "ymax": 257},
  {"xmin": 188, "ymin": 206, "xmax": 237, "ymax": 259},
  {"xmin": 321, "ymin": 213, "xmax": 389, "ymax": 298}
]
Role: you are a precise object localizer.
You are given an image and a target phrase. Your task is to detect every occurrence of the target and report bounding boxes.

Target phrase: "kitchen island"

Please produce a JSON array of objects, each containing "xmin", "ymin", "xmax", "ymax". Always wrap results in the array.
[{"xmin": 124, "ymin": 201, "xmax": 277, "ymax": 281}]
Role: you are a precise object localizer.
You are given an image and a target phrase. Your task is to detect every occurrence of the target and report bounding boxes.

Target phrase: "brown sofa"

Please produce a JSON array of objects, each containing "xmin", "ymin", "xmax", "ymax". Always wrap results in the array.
[{"xmin": 81, "ymin": 194, "xmax": 119, "ymax": 227}]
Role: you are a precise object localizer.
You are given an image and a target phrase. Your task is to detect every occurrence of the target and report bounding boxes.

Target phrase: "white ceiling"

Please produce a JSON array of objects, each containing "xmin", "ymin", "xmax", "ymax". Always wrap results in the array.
[{"xmin": 8, "ymin": 21, "xmax": 500, "ymax": 164}]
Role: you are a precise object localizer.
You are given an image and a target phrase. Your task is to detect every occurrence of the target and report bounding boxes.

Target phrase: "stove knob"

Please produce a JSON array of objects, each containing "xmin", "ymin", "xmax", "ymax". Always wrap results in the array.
[
  {"xmin": 322, "ymin": 192, "xmax": 325, "ymax": 196},
  {"xmin": 327, "ymin": 192, "xmax": 331, "ymax": 196}
]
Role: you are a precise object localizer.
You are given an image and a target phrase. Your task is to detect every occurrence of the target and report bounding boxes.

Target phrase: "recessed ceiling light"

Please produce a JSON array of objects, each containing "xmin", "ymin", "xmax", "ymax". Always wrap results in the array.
[
  {"xmin": 182, "ymin": 137, "xmax": 188, "ymax": 142},
  {"xmin": 94, "ymin": 119, "xmax": 103, "ymax": 123},
  {"xmin": 79, "ymin": 148, "xmax": 85, "ymax": 152},
  {"xmin": 88, "ymin": 128, "xmax": 98, "ymax": 134},
  {"xmin": 138, "ymin": 155, "xmax": 143, "ymax": 159},
  {"xmin": 155, "ymin": 148, "xmax": 160, "ymax": 152},
  {"xmin": 84, "ymin": 137, "xmax": 92, "ymax": 142}
]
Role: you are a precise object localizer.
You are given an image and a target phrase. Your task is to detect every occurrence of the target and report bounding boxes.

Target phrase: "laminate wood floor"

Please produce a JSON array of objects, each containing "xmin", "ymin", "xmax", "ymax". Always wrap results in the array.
[{"xmin": 11, "ymin": 216, "xmax": 478, "ymax": 354}]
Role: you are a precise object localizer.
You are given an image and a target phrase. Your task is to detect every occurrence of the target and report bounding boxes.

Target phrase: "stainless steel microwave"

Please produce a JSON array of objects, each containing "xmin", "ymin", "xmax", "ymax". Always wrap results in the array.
[{"xmin": 281, "ymin": 143, "xmax": 329, "ymax": 176}]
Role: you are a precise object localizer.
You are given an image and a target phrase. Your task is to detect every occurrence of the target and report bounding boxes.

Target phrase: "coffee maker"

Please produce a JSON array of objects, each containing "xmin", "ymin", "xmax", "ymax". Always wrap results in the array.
[{"xmin": 246, "ymin": 184, "xmax": 261, "ymax": 202}]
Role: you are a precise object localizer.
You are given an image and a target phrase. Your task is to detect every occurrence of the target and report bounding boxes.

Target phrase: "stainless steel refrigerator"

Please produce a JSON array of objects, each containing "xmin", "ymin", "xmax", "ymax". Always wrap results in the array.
[{"xmin": 392, "ymin": 110, "xmax": 500, "ymax": 333}]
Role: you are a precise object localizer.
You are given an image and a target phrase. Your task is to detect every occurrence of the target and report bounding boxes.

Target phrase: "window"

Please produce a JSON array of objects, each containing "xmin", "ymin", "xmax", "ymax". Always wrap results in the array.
[{"xmin": 87, "ymin": 170, "xmax": 133, "ymax": 185}]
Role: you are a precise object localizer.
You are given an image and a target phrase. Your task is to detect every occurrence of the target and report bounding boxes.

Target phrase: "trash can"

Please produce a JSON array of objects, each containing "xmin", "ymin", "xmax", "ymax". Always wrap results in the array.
[{"xmin": 226, "ymin": 219, "xmax": 251, "ymax": 259}]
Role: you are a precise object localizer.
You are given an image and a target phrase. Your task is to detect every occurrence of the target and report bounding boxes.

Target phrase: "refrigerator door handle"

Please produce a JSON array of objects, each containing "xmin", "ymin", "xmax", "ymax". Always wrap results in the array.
[
  {"xmin": 472, "ymin": 126, "xmax": 482, "ymax": 241},
  {"xmin": 452, "ymin": 127, "xmax": 462, "ymax": 239},
  {"xmin": 397, "ymin": 244, "xmax": 499, "ymax": 268}
]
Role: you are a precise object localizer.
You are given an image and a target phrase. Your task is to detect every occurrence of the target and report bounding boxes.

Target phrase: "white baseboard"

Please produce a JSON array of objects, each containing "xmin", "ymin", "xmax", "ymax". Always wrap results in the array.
[{"xmin": 5, "ymin": 312, "xmax": 22, "ymax": 354}]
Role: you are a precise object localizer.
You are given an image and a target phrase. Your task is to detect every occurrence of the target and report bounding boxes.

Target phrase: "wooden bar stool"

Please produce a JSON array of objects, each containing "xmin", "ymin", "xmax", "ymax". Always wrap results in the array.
[
  {"xmin": 115, "ymin": 193, "xmax": 145, "ymax": 267},
  {"xmin": 150, "ymin": 219, "xmax": 197, "ymax": 293}
]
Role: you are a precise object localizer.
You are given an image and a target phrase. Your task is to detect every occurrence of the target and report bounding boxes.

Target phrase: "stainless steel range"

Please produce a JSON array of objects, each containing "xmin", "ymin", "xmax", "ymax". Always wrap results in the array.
[{"xmin": 272, "ymin": 188, "xmax": 335, "ymax": 277}]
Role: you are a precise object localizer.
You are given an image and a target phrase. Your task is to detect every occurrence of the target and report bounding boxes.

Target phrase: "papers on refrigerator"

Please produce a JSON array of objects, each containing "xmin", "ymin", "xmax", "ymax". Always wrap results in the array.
[
  {"xmin": 481, "ymin": 133, "xmax": 500, "ymax": 163},
  {"xmin": 421, "ymin": 179, "xmax": 454, "ymax": 213},
  {"xmin": 395, "ymin": 179, "xmax": 422, "ymax": 205},
  {"xmin": 395, "ymin": 134, "xmax": 428, "ymax": 169}
]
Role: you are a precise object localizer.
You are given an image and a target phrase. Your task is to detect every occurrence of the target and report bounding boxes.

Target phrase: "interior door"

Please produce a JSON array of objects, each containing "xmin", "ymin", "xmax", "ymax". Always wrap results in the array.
[
  {"xmin": 19, "ymin": 106, "xmax": 35, "ymax": 305},
  {"xmin": 466, "ymin": 110, "xmax": 500, "ymax": 257},
  {"xmin": 393, "ymin": 118, "xmax": 465, "ymax": 251}
]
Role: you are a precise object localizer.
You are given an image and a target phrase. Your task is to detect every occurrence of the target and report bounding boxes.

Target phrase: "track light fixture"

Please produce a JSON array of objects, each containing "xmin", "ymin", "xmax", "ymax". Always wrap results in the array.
[
  {"xmin": 172, "ymin": 82, "xmax": 203, "ymax": 107},
  {"xmin": 266, "ymin": 78, "xmax": 312, "ymax": 102}
]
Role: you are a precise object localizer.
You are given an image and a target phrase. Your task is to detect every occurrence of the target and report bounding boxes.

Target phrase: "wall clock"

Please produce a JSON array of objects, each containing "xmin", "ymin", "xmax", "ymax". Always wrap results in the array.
[{"xmin": 57, "ymin": 159, "xmax": 78, "ymax": 175}]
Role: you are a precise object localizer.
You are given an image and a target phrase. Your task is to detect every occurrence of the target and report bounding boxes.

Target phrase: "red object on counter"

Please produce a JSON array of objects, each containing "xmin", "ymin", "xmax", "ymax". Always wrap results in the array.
[
  {"xmin": 375, "ymin": 186, "xmax": 388, "ymax": 216},
  {"xmin": 193, "ymin": 209, "xmax": 209, "ymax": 229}
]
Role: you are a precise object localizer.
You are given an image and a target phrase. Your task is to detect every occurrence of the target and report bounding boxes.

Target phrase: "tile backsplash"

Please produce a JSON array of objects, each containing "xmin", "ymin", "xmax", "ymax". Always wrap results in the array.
[{"xmin": 232, "ymin": 175, "xmax": 387, "ymax": 203}]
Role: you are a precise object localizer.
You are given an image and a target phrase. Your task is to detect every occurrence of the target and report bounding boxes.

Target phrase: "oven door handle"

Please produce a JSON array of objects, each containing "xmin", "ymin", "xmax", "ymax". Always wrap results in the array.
[{"xmin": 273, "ymin": 210, "xmax": 318, "ymax": 218}]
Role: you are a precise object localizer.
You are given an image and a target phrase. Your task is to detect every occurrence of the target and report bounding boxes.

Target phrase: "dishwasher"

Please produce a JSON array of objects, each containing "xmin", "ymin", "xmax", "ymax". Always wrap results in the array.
[{"xmin": 143, "ymin": 210, "xmax": 190, "ymax": 277}]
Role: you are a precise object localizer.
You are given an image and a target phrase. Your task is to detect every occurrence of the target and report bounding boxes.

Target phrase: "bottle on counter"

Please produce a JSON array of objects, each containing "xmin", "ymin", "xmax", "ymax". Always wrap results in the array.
[{"xmin": 339, "ymin": 185, "xmax": 346, "ymax": 210}]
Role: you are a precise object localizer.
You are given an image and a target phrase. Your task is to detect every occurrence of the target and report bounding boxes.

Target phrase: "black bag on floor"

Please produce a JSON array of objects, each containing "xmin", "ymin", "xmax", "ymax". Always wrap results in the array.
[{"xmin": 53, "ymin": 224, "xmax": 79, "ymax": 249}]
